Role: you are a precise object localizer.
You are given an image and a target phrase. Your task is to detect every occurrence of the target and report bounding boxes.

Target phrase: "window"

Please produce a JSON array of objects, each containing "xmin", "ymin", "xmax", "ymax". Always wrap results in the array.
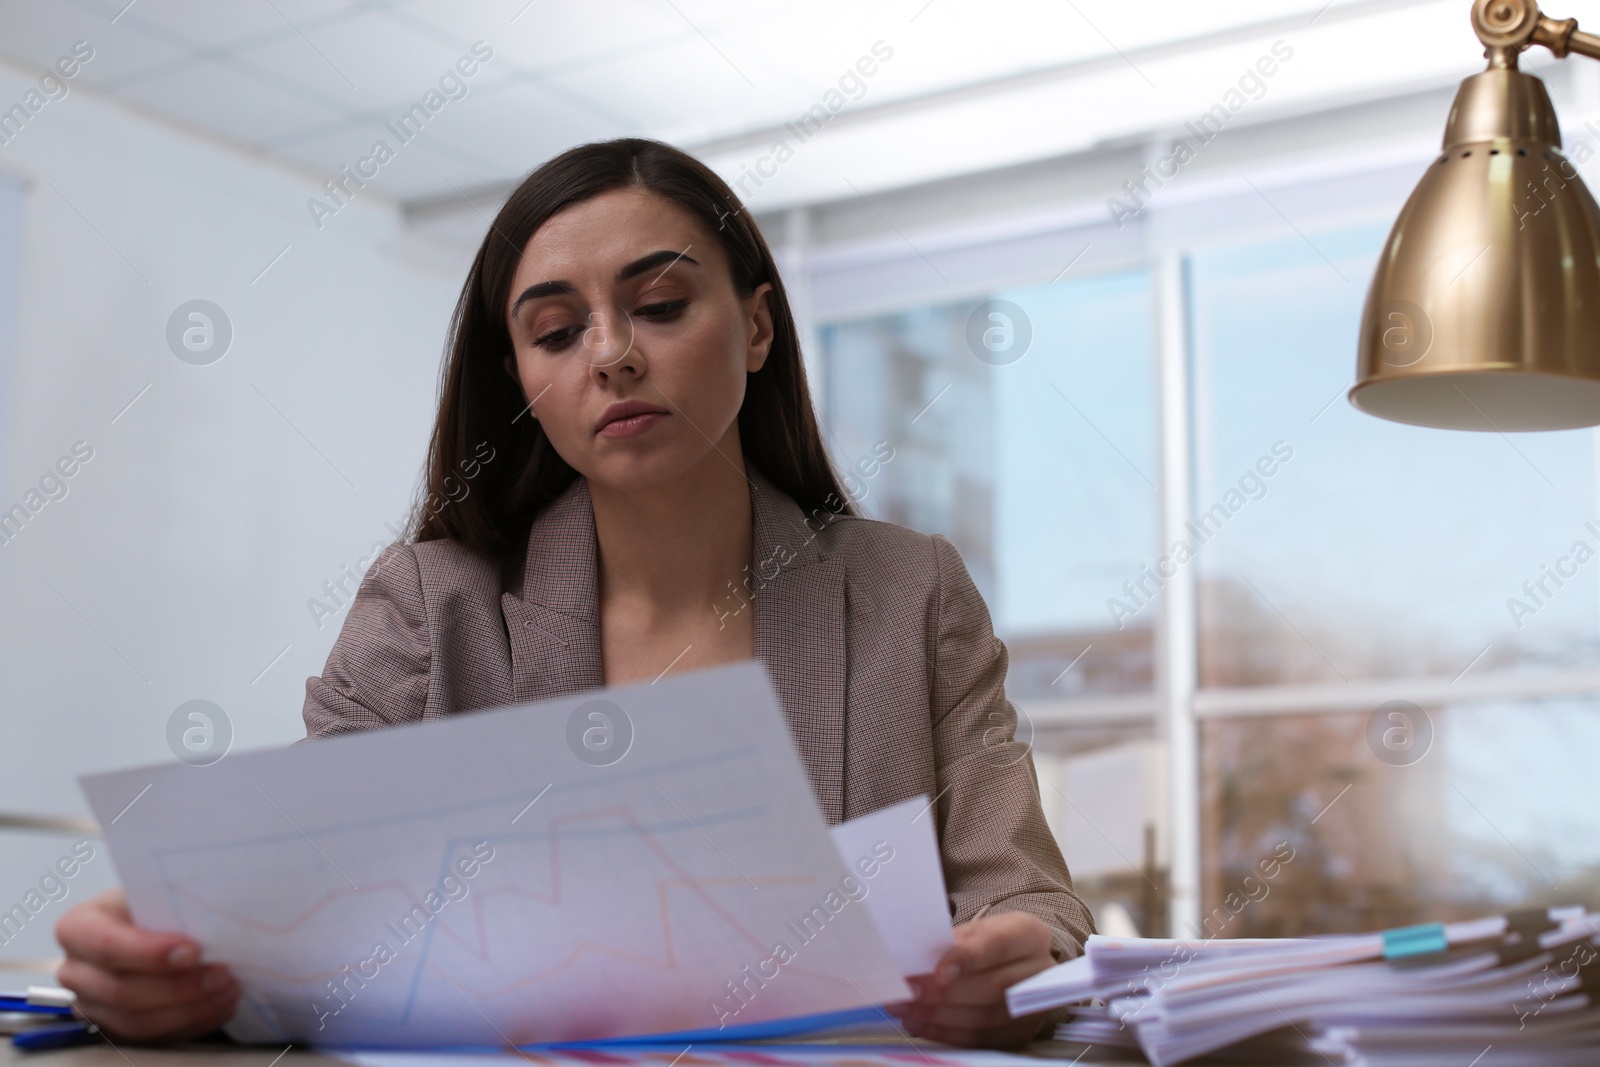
[
  {"xmin": 1192, "ymin": 226, "xmax": 1600, "ymax": 688},
  {"xmin": 1191, "ymin": 221, "xmax": 1600, "ymax": 934},
  {"xmin": 1201, "ymin": 695, "xmax": 1600, "ymax": 935},
  {"xmin": 820, "ymin": 270, "xmax": 1158, "ymax": 703},
  {"xmin": 810, "ymin": 163, "xmax": 1600, "ymax": 938}
]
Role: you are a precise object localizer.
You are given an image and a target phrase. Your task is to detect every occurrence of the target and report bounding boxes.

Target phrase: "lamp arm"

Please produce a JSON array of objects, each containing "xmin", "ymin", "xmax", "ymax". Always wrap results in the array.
[
  {"xmin": 1472, "ymin": 0, "xmax": 1600, "ymax": 63},
  {"xmin": 1533, "ymin": 15, "xmax": 1600, "ymax": 60},
  {"xmin": 1550, "ymin": 25, "xmax": 1600, "ymax": 61}
]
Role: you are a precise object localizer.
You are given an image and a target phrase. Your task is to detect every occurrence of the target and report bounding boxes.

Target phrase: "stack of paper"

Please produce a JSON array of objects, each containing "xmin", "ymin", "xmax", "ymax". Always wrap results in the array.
[{"xmin": 1006, "ymin": 907, "xmax": 1600, "ymax": 1066}]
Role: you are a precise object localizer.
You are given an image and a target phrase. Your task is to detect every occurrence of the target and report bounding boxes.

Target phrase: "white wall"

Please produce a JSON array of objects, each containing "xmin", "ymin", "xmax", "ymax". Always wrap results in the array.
[{"xmin": 0, "ymin": 64, "xmax": 470, "ymax": 961}]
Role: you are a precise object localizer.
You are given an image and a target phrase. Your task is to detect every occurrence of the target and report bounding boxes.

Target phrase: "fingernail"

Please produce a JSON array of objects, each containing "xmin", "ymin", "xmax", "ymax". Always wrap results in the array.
[
  {"xmin": 167, "ymin": 945, "xmax": 199, "ymax": 968},
  {"xmin": 200, "ymin": 970, "xmax": 229, "ymax": 992}
]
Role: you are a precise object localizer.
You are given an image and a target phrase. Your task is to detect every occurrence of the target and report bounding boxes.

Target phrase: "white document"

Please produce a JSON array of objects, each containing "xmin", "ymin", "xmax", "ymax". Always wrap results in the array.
[
  {"xmin": 80, "ymin": 662, "xmax": 910, "ymax": 1047},
  {"xmin": 828, "ymin": 797, "xmax": 953, "ymax": 978}
]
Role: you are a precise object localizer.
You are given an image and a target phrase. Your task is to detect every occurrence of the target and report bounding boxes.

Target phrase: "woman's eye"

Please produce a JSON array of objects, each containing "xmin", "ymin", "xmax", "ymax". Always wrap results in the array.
[
  {"xmin": 635, "ymin": 299, "xmax": 688, "ymax": 320},
  {"xmin": 532, "ymin": 324, "xmax": 584, "ymax": 350}
]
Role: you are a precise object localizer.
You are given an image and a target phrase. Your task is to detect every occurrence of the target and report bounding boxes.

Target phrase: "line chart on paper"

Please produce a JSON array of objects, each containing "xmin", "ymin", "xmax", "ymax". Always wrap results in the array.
[
  {"xmin": 80, "ymin": 663, "xmax": 910, "ymax": 1047},
  {"xmin": 157, "ymin": 796, "xmax": 854, "ymax": 1026}
]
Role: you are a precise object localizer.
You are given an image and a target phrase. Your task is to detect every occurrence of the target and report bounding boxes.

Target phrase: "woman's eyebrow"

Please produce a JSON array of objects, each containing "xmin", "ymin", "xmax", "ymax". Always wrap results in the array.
[
  {"xmin": 618, "ymin": 249, "xmax": 701, "ymax": 281},
  {"xmin": 510, "ymin": 250, "xmax": 702, "ymax": 316},
  {"xmin": 510, "ymin": 279, "xmax": 576, "ymax": 317}
]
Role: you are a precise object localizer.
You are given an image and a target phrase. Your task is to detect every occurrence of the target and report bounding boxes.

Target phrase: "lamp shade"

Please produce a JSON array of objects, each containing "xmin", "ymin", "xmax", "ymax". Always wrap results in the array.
[{"xmin": 1350, "ymin": 63, "xmax": 1600, "ymax": 430}]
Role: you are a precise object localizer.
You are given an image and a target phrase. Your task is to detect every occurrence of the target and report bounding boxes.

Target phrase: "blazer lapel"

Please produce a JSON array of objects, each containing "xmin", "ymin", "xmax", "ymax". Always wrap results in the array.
[
  {"xmin": 748, "ymin": 468, "xmax": 849, "ymax": 825},
  {"xmin": 500, "ymin": 477, "xmax": 605, "ymax": 705}
]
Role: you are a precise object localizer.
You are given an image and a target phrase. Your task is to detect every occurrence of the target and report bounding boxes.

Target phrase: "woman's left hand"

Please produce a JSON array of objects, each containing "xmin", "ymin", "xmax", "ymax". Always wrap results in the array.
[{"xmin": 884, "ymin": 911, "xmax": 1057, "ymax": 1048}]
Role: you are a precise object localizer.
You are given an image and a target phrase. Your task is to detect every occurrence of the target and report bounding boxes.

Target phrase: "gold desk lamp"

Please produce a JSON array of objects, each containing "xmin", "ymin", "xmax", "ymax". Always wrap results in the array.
[{"xmin": 1352, "ymin": 0, "xmax": 1600, "ymax": 430}]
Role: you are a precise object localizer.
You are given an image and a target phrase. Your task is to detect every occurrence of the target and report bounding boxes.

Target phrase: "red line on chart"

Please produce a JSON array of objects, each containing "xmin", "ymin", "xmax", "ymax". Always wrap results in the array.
[{"xmin": 170, "ymin": 879, "xmax": 418, "ymax": 934}]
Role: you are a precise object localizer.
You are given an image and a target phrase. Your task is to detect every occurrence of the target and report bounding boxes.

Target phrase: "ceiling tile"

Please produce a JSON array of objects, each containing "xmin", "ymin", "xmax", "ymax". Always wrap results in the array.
[
  {"xmin": 421, "ymin": 78, "xmax": 634, "ymax": 176},
  {"xmin": 537, "ymin": 37, "xmax": 783, "ymax": 144},
  {"xmin": 111, "ymin": 57, "xmax": 347, "ymax": 145},
  {"xmin": 0, "ymin": 0, "xmax": 189, "ymax": 84},
  {"xmin": 396, "ymin": 0, "xmax": 687, "ymax": 75},
  {"xmin": 78, "ymin": 0, "xmax": 382, "ymax": 55},
  {"xmin": 242, "ymin": 9, "xmax": 471, "ymax": 111}
]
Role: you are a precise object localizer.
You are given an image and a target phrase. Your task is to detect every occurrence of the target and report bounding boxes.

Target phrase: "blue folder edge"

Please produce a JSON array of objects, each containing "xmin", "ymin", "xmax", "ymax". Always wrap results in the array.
[
  {"xmin": 315, "ymin": 1005, "xmax": 894, "ymax": 1055},
  {"xmin": 541, "ymin": 1005, "xmax": 889, "ymax": 1047}
]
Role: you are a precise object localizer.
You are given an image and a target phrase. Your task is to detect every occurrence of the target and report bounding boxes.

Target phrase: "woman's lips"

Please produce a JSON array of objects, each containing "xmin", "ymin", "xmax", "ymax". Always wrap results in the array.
[{"xmin": 598, "ymin": 411, "xmax": 667, "ymax": 438}]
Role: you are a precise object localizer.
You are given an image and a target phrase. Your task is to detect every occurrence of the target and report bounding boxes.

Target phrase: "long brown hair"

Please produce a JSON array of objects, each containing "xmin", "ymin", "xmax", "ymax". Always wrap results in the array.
[{"xmin": 406, "ymin": 138, "xmax": 852, "ymax": 579}]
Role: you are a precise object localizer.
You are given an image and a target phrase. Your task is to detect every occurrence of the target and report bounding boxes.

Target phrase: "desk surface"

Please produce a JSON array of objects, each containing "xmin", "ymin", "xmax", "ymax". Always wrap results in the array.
[{"xmin": 0, "ymin": 1041, "xmax": 347, "ymax": 1067}]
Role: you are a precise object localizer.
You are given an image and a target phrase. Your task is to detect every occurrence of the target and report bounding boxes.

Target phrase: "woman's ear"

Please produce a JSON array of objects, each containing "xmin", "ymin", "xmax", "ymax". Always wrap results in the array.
[{"xmin": 745, "ymin": 282, "xmax": 775, "ymax": 374}]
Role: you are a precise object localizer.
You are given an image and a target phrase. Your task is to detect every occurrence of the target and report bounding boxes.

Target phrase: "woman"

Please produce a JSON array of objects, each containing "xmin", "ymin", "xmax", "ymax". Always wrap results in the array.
[{"xmin": 54, "ymin": 139, "xmax": 1094, "ymax": 1048}]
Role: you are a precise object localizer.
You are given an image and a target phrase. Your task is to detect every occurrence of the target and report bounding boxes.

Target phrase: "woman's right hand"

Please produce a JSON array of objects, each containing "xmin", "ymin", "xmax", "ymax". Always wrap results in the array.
[{"xmin": 55, "ymin": 887, "xmax": 240, "ymax": 1042}]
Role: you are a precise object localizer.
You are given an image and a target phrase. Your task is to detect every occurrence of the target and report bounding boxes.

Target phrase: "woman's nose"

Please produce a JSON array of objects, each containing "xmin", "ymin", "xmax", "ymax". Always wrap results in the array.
[{"xmin": 581, "ymin": 309, "xmax": 635, "ymax": 370}]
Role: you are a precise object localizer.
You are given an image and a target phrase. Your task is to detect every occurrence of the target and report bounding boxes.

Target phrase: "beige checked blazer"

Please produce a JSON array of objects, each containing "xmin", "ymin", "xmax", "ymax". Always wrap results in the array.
[{"xmin": 302, "ymin": 465, "xmax": 1095, "ymax": 971}]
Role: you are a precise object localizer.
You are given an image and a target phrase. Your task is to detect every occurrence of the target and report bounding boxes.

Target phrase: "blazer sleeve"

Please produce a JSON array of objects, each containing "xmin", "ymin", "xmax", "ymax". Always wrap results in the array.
[
  {"xmin": 928, "ymin": 533, "xmax": 1096, "ymax": 969},
  {"xmin": 301, "ymin": 542, "xmax": 433, "ymax": 741}
]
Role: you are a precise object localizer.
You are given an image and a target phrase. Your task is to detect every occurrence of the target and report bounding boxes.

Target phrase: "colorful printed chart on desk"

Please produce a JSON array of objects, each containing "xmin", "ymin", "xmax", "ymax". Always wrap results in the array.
[{"xmin": 80, "ymin": 663, "xmax": 910, "ymax": 1047}]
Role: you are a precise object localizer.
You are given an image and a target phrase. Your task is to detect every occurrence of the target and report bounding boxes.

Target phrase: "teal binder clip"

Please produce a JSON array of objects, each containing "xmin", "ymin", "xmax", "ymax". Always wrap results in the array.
[{"xmin": 1383, "ymin": 922, "xmax": 1448, "ymax": 959}]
